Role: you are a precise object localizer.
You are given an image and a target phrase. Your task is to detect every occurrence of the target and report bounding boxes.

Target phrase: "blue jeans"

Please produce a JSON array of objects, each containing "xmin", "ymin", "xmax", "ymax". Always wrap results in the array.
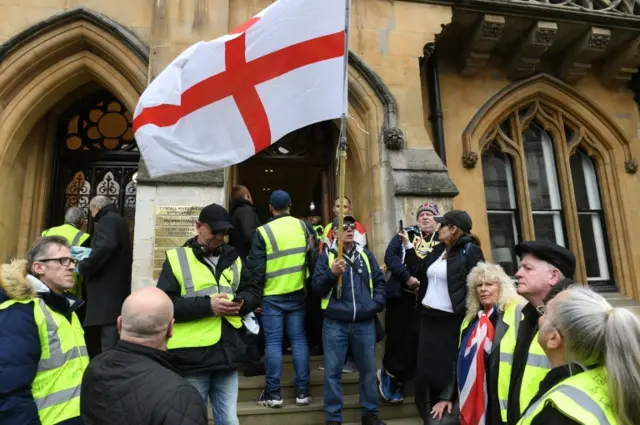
[
  {"xmin": 186, "ymin": 370, "xmax": 239, "ymax": 425},
  {"xmin": 323, "ymin": 318, "xmax": 378, "ymax": 422},
  {"xmin": 262, "ymin": 293, "xmax": 310, "ymax": 394}
]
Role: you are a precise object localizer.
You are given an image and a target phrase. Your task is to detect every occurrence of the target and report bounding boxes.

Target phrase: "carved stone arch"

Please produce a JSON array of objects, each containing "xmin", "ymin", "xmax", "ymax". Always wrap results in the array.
[
  {"xmin": 463, "ymin": 73, "xmax": 635, "ymax": 167},
  {"xmin": 465, "ymin": 72, "xmax": 637, "ymax": 298},
  {"xmin": 0, "ymin": 8, "xmax": 148, "ymax": 166}
]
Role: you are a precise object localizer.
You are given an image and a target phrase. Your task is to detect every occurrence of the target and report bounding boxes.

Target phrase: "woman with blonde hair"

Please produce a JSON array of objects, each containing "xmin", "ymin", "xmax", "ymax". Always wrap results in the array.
[
  {"xmin": 430, "ymin": 262, "xmax": 522, "ymax": 425},
  {"xmin": 517, "ymin": 285, "xmax": 640, "ymax": 425}
]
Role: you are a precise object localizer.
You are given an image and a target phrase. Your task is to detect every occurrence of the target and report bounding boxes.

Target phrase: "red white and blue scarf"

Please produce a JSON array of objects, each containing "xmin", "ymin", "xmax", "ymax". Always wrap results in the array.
[{"xmin": 457, "ymin": 306, "xmax": 496, "ymax": 425}]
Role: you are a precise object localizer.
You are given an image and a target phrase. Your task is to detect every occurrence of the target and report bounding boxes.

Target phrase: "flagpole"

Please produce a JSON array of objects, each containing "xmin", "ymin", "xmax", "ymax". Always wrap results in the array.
[{"xmin": 336, "ymin": 0, "xmax": 351, "ymax": 298}]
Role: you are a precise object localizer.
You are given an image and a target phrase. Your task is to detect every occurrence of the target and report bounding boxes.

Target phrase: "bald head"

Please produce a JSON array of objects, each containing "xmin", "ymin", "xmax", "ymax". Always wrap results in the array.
[{"xmin": 118, "ymin": 287, "xmax": 174, "ymax": 348}]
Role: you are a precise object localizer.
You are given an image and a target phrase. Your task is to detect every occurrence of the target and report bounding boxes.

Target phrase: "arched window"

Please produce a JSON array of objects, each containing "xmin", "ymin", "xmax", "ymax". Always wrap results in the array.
[{"xmin": 480, "ymin": 102, "xmax": 613, "ymax": 287}]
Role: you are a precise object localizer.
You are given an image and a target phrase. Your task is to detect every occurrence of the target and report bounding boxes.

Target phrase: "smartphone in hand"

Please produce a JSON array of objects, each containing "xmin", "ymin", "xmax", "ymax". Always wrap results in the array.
[{"xmin": 399, "ymin": 220, "xmax": 404, "ymax": 232}]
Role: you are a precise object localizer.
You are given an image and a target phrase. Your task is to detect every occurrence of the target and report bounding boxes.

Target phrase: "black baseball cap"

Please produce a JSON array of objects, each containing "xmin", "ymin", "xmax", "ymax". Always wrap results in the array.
[
  {"xmin": 434, "ymin": 210, "xmax": 473, "ymax": 234},
  {"xmin": 198, "ymin": 203, "xmax": 234, "ymax": 233},
  {"xmin": 515, "ymin": 241, "xmax": 576, "ymax": 278},
  {"xmin": 332, "ymin": 215, "xmax": 356, "ymax": 229}
]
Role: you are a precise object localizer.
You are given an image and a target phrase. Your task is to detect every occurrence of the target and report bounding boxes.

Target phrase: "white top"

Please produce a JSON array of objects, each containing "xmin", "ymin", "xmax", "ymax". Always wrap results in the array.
[
  {"xmin": 203, "ymin": 255, "xmax": 220, "ymax": 273},
  {"xmin": 422, "ymin": 251, "xmax": 453, "ymax": 312}
]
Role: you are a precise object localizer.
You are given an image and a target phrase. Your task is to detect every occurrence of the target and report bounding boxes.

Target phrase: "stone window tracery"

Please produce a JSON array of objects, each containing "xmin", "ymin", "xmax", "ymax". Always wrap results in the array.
[{"xmin": 480, "ymin": 101, "xmax": 613, "ymax": 287}]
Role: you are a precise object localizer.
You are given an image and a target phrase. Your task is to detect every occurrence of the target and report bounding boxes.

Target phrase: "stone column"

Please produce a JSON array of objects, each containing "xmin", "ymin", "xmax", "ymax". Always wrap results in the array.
[{"xmin": 133, "ymin": 0, "xmax": 231, "ymax": 290}]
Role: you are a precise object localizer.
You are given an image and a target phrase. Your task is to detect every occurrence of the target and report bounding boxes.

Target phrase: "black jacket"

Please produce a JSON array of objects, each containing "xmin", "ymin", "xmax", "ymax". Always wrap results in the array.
[
  {"xmin": 406, "ymin": 234, "xmax": 484, "ymax": 315},
  {"xmin": 78, "ymin": 204, "xmax": 132, "ymax": 327},
  {"xmin": 156, "ymin": 240, "xmax": 261, "ymax": 376},
  {"xmin": 228, "ymin": 199, "xmax": 261, "ymax": 259},
  {"xmin": 80, "ymin": 340, "xmax": 208, "ymax": 425}
]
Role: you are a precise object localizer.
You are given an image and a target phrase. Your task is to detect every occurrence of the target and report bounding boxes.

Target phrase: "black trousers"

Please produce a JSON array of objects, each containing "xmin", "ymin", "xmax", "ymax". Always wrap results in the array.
[
  {"xmin": 414, "ymin": 308, "xmax": 463, "ymax": 420},
  {"xmin": 382, "ymin": 291, "xmax": 419, "ymax": 382}
]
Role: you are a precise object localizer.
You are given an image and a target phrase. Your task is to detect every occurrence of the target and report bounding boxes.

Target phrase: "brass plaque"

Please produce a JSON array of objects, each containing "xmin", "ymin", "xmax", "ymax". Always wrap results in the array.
[{"xmin": 153, "ymin": 206, "xmax": 203, "ymax": 279}]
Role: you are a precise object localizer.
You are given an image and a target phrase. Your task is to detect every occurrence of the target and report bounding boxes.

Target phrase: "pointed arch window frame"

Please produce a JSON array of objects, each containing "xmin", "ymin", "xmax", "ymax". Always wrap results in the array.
[{"xmin": 462, "ymin": 74, "xmax": 637, "ymax": 294}]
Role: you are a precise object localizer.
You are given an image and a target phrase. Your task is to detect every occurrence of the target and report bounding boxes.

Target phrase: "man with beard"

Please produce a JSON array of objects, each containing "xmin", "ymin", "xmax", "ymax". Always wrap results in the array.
[
  {"xmin": 377, "ymin": 202, "xmax": 440, "ymax": 403},
  {"xmin": 156, "ymin": 203, "xmax": 261, "ymax": 425}
]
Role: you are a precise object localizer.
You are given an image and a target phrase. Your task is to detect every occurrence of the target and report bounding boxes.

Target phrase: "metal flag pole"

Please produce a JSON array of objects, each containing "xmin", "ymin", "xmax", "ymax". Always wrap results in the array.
[{"xmin": 336, "ymin": 0, "xmax": 351, "ymax": 299}]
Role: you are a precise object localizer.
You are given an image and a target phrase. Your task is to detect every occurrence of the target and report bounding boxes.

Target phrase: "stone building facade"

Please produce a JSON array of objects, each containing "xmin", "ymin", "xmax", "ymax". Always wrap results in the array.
[{"xmin": 0, "ymin": 0, "xmax": 639, "ymax": 300}]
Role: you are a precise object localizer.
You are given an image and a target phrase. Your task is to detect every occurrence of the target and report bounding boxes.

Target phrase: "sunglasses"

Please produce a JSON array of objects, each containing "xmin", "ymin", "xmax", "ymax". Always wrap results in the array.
[{"xmin": 334, "ymin": 223, "xmax": 356, "ymax": 231}]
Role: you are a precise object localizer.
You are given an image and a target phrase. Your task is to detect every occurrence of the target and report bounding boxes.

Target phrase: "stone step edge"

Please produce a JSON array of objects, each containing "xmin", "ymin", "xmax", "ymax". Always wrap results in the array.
[
  {"xmin": 237, "ymin": 394, "xmax": 416, "ymax": 416},
  {"xmin": 239, "ymin": 371, "xmax": 360, "ymax": 389}
]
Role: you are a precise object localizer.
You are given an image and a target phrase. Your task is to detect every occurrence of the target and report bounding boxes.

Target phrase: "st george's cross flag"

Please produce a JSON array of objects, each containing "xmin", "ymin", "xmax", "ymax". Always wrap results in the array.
[{"xmin": 133, "ymin": 0, "xmax": 347, "ymax": 178}]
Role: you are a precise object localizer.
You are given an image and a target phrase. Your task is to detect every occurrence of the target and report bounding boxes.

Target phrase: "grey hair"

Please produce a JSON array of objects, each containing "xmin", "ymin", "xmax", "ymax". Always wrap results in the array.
[
  {"xmin": 541, "ymin": 259, "xmax": 565, "ymax": 282},
  {"xmin": 465, "ymin": 262, "xmax": 524, "ymax": 321},
  {"xmin": 64, "ymin": 207, "xmax": 85, "ymax": 227},
  {"xmin": 89, "ymin": 195, "xmax": 112, "ymax": 210},
  {"xmin": 26, "ymin": 236, "xmax": 70, "ymax": 274},
  {"xmin": 552, "ymin": 286, "xmax": 640, "ymax": 425}
]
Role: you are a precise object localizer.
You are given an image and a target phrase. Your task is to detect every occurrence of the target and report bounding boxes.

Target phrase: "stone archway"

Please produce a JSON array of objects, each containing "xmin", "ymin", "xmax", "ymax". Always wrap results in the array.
[
  {"xmin": 462, "ymin": 73, "xmax": 637, "ymax": 297},
  {"xmin": 0, "ymin": 8, "xmax": 148, "ymax": 260}
]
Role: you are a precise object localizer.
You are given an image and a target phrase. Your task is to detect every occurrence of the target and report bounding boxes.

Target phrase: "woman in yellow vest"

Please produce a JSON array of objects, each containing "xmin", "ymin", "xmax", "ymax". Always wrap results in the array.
[{"xmin": 517, "ymin": 285, "xmax": 640, "ymax": 425}]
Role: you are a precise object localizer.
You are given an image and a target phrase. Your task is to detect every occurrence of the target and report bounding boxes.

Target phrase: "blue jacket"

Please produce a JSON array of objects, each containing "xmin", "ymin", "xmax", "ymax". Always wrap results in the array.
[
  {"xmin": 384, "ymin": 229, "xmax": 439, "ymax": 299},
  {"xmin": 0, "ymin": 260, "xmax": 83, "ymax": 425},
  {"xmin": 312, "ymin": 246, "xmax": 386, "ymax": 323}
]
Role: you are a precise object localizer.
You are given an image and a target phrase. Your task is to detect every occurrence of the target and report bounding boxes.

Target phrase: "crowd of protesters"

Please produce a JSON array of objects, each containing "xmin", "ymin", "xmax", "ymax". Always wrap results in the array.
[{"xmin": 1, "ymin": 189, "xmax": 639, "ymax": 425}]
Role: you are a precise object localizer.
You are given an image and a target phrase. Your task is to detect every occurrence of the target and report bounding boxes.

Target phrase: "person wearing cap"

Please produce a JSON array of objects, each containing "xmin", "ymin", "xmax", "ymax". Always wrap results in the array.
[
  {"xmin": 312, "ymin": 214, "xmax": 387, "ymax": 425},
  {"xmin": 377, "ymin": 202, "xmax": 441, "ymax": 404},
  {"xmin": 156, "ymin": 203, "xmax": 262, "ymax": 425},
  {"xmin": 323, "ymin": 196, "xmax": 368, "ymax": 249},
  {"xmin": 247, "ymin": 190, "xmax": 315, "ymax": 408},
  {"xmin": 399, "ymin": 209, "xmax": 484, "ymax": 423},
  {"xmin": 487, "ymin": 240, "xmax": 576, "ymax": 425}
]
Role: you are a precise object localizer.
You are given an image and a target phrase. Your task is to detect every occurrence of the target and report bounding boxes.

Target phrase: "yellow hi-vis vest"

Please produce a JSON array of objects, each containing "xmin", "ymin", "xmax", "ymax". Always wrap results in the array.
[
  {"xmin": 0, "ymin": 298, "xmax": 88, "ymax": 425},
  {"xmin": 42, "ymin": 224, "xmax": 89, "ymax": 247},
  {"xmin": 166, "ymin": 247, "xmax": 243, "ymax": 350},
  {"xmin": 517, "ymin": 366, "xmax": 616, "ymax": 425},
  {"xmin": 41, "ymin": 224, "xmax": 89, "ymax": 298},
  {"xmin": 321, "ymin": 250, "xmax": 373, "ymax": 310},
  {"xmin": 498, "ymin": 303, "xmax": 551, "ymax": 422},
  {"xmin": 257, "ymin": 216, "xmax": 308, "ymax": 296}
]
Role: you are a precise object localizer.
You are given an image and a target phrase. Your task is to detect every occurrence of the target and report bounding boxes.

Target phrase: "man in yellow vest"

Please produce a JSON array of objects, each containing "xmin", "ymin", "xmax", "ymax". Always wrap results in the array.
[
  {"xmin": 488, "ymin": 240, "xmax": 576, "ymax": 425},
  {"xmin": 156, "ymin": 203, "xmax": 261, "ymax": 425},
  {"xmin": 312, "ymin": 215, "xmax": 387, "ymax": 425},
  {"xmin": 247, "ymin": 190, "xmax": 316, "ymax": 408},
  {"xmin": 0, "ymin": 236, "xmax": 88, "ymax": 425},
  {"xmin": 41, "ymin": 207, "xmax": 90, "ymax": 302}
]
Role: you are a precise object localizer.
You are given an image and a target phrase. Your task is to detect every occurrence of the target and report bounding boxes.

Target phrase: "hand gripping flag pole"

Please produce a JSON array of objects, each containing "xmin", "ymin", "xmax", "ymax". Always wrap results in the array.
[{"xmin": 335, "ymin": 0, "xmax": 351, "ymax": 299}]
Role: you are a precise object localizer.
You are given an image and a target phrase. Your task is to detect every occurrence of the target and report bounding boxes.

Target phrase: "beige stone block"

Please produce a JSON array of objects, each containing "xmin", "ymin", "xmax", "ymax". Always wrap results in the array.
[
  {"xmin": 388, "ymin": 31, "xmax": 430, "ymax": 58},
  {"xmin": 351, "ymin": 0, "xmax": 395, "ymax": 31},
  {"xmin": 393, "ymin": 2, "xmax": 452, "ymax": 34}
]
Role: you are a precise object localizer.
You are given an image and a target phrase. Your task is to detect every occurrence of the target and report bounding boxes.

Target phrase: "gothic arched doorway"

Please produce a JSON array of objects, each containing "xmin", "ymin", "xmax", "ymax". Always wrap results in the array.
[
  {"xmin": 235, "ymin": 121, "xmax": 338, "ymax": 224},
  {"xmin": 48, "ymin": 90, "xmax": 139, "ymax": 242}
]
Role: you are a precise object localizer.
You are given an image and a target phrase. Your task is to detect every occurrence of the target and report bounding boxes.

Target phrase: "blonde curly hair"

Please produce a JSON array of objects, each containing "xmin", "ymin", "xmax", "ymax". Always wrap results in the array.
[{"xmin": 465, "ymin": 262, "xmax": 523, "ymax": 321}]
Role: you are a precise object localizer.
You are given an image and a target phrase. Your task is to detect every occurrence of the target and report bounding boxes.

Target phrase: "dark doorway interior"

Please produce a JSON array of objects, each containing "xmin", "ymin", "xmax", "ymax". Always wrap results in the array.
[{"xmin": 237, "ymin": 121, "xmax": 337, "ymax": 224}]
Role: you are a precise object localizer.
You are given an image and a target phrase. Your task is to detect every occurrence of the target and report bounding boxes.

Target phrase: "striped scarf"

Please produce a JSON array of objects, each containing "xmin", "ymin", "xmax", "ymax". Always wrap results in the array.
[{"xmin": 457, "ymin": 307, "xmax": 496, "ymax": 425}]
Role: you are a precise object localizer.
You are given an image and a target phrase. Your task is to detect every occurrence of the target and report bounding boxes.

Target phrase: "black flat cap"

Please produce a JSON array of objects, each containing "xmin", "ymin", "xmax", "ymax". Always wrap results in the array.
[
  {"xmin": 515, "ymin": 241, "xmax": 576, "ymax": 278},
  {"xmin": 199, "ymin": 204, "xmax": 234, "ymax": 233}
]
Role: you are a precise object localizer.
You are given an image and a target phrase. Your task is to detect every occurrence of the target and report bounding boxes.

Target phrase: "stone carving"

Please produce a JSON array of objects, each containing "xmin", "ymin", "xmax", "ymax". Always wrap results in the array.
[
  {"xmin": 383, "ymin": 127, "xmax": 405, "ymax": 150},
  {"xmin": 625, "ymin": 159, "xmax": 638, "ymax": 174},
  {"xmin": 509, "ymin": 0, "xmax": 639, "ymax": 16},
  {"xmin": 533, "ymin": 27, "xmax": 557, "ymax": 46},
  {"xmin": 482, "ymin": 21, "xmax": 505, "ymax": 39},
  {"xmin": 462, "ymin": 151, "xmax": 479, "ymax": 168},
  {"xmin": 588, "ymin": 32, "xmax": 611, "ymax": 50}
]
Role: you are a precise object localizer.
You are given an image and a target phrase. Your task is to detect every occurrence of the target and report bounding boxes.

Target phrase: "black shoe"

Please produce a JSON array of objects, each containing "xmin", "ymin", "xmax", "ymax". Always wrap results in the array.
[
  {"xmin": 361, "ymin": 415, "xmax": 386, "ymax": 425},
  {"xmin": 326, "ymin": 422, "xmax": 341, "ymax": 425},
  {"xmin": 257, "ymin": 389, "xmax": 283, "ymax": 408}
]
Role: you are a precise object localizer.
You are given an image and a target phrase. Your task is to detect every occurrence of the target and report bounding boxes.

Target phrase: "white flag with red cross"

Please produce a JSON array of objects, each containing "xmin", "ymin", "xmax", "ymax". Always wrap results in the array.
[{"xmin": 133, "ymin": 0, "xmax": 347, "ymax": 178}]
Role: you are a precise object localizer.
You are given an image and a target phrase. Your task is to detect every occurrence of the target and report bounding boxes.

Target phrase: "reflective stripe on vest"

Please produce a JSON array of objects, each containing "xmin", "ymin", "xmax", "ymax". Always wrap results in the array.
[
  {"xmin": 497, "ymin": 303, "xmax": 551, "ymax": 422},
  {"xmin": 321, "ymin": 251, "xmax": 373, "ymax": 310},
  {"xmin": 517, "ymin": 367, "xmax": 616, "ymax": 425},
  {"xmin": 0, "ymin": 297, "xmax": 88, "ymax": 425},
  {"xmin": 166, "ymin": 247, "xmax": 243, "ymax": 349},
  {"xmin": 42, "ymin": 224, "xmax": 89, "ymax": 247},
  {"xmin": 257, "ymin": 217, "xmax": 308, "ymax": 296}
]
